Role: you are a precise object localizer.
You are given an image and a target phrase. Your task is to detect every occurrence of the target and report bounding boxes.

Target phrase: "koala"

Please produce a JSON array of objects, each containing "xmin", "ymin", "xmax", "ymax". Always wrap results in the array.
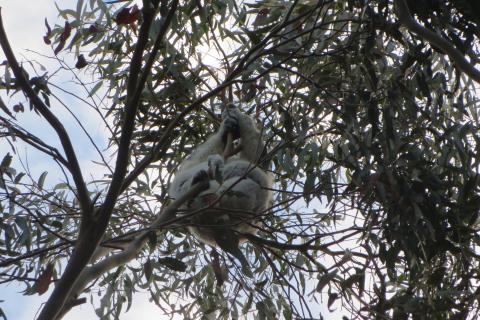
[{"xmin": 168, "ymin": 105, "xmax": 273, "ymax": 248}]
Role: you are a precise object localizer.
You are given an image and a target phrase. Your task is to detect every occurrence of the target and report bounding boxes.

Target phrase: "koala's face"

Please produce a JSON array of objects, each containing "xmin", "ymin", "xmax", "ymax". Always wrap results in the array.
[{"xmin": 222, "ymin": 103, "xmax": 237, "ymax": 118}]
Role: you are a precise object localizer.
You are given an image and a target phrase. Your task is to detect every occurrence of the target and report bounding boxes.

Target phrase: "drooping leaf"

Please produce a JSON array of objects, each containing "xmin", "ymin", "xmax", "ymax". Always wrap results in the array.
[
  {"xmin": 43, "ymin": 18, "xmax": 52, "ymax": 44},
  {"xmin": 1, "ymin": 153, "xmax": 12, "ymax": 169},
  {"xmin": 75, "ymin": 54, "xmax": 88, "ymax": 69},
  {"xmin": 158, "ymin": 257, "xmax": 187, "ymax": 272},
  {"xmin": 210, "ymin": 249, "xmax": 225, "ymax": 287},
  {"xmin": 35, "ymin": 263, "xmax": 54, "ymax": 295},
  {"xmin": 54, "ymin": 21, "xmax": 72, "ymax": 55},
  {"xmin": 144, "ymin": 258, "xmax": 153, "ymax": 282},
  {"xmin": 37, "ymin": 171, "xmax": 47, "ymax": 190}
]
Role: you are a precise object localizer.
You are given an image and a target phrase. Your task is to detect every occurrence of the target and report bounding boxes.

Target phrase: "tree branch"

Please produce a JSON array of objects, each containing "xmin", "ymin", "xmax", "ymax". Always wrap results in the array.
[
  {"xmin": 394, "ymin": 0, "xmax": 480, "ymax": 84},
  {"xmin": 119, "ymin": 2, "xmax": 307, "ymax": 193},
  {"xmin": 243, "ymin": 233, "xmax": 370, "ymax": 259},
  {"xmin": 0, "ymin": 8, "xmax": 92, "ymax": 216},
  {"xmin": 0, "ymin": 116, "xmax": 69, "ymax": 167},
  {"xmin": 0, "ymin": 242, "xmax": 69, "ymax": 268},
  {"xmin": 35, "ymin": 2, "xmax": 178, "ymax": 319},
  {"xmin": 57, "ymin": 181, "xmax": 206, "ymax": 319},
  {"xmin": 100, "ymin": 0, "xmax": 178, "ymax": 224}
]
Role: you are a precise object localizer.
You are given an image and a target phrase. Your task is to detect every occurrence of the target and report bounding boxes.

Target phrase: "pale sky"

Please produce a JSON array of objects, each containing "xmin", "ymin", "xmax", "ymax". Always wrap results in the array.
[
  {"xmin": 0, "ymin": 1, "xmax": 344, "ymax": 319},
  {"xmin": 0, "ymin": 1, "xmax": 165, "ymax": 319}
]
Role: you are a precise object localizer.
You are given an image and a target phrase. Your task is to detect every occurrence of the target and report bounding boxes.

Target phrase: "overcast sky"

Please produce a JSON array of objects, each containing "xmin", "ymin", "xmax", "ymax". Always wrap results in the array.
[
  {"xmin": 0, "ymin": 1, "xmax": 165, "ymax": 319},
  {"xmin": 0, "ymin": 1, "xmax": 342, "ymax": 319}
]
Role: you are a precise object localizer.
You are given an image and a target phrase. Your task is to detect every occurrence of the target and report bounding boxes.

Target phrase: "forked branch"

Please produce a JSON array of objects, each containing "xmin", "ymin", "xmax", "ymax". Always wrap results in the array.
[
  {"xmin": 57, "ymin": 171, "xmax": 207, "ymax": 318},
  {"xmin": 35, "ymin": 2, "xmax": 179, "ymax": 319},
  {"xmin": 60, "ymin": 128, "xmax": 239, "ymax": 317}
]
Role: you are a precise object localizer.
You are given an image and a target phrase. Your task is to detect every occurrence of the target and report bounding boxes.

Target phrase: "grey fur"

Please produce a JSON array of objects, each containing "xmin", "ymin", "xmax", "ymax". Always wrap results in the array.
[{"xmin": 168, "ymin": 106, "xmax": 273, "ymax": 246}]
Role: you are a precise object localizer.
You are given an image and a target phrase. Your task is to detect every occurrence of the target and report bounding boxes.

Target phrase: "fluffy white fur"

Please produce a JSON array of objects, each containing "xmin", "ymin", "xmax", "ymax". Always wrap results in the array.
[{"xmin": 168, "ymin": 105, "xmax": 273, "ymax": 246}]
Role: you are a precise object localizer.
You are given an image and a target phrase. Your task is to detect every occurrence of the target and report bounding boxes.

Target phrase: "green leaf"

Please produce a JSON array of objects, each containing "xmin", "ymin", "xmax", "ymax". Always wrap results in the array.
[
  {"xmin": 50, "ymin": 220, "xmax": 63, "ymax": 229},
  {"xmin": 158, "ymin": 257, "xmax": 187, "ymax": 272},
  {"xmin": 89, "ymin": 81, "xmax": 102, "ymax": 97},
  {"xmin": 304, "ymin": 171, "xmax": 315, "ymax": 196},
  {"xmin": 316, "ymin": 270, "xmax": 337, "ymax": 293},
  {"xmin": 144, "ymin": 259, "xmax": 153, "ymax": 282},
  {"xmin": 76, "ymin": 0, "xmax": 84, "ymax": 19},
  {"xmin": 1, "ymin": 153, "xmax": 12, "ymax": 169},
  {"xmin": 37, "ymin": 172, "xmax": 47, "ymax": 190},
  {"xmin": 54, "ymin": 183, "xmax": 69, "ymax": 190},
  {"xmin": 328, "ymin": 293, "xmax": 338, "ymax": 310},
  {"xmin": 14, "ymin": 173, "xmax": 25, "ymax": 184},
  {"xmin": 242, "ymin": 293, "xmax": 253, "ymax": 314}
]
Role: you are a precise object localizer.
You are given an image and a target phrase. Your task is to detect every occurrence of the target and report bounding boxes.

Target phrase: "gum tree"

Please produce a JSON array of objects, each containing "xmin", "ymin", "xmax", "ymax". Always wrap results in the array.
[{"xmin": 1, "ymin": 0, "xmax": 480, "ymax": 319}]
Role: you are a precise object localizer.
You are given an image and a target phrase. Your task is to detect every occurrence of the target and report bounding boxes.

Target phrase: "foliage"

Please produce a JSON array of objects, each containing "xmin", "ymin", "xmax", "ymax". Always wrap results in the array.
[{"xmin": 1, "ymin": 0, "xmax": 480, "ymax": 319}]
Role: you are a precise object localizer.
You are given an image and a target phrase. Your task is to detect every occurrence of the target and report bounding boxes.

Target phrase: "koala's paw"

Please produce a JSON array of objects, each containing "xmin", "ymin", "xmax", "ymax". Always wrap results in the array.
[
  {"xmin": 191, "ymin": 169, "xmax": 210, "ymax": 190},
  {"xmin": 221, "ymin": 108, "xmax": 241, "ymax": 141},
  {"xmin": 207, "ymin": 155, "xmax": 224, "ymax": 171},
  {"xmin": 207, "ymin": 154, "xmax": 224, "ymax": 181}
]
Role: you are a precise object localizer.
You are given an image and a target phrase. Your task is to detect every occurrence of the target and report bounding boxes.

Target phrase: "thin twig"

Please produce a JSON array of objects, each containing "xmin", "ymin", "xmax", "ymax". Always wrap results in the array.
[
  {"xmin": 0, "ymin": 116, "xmax": 69, "ymax": 166},
  {"xmin": 0, "ymin": 8, "xmax": 92, "ymax": 216},
  {"xmin": 0, "ymin": 242, "xmax": 70, "ymax": 268}
]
